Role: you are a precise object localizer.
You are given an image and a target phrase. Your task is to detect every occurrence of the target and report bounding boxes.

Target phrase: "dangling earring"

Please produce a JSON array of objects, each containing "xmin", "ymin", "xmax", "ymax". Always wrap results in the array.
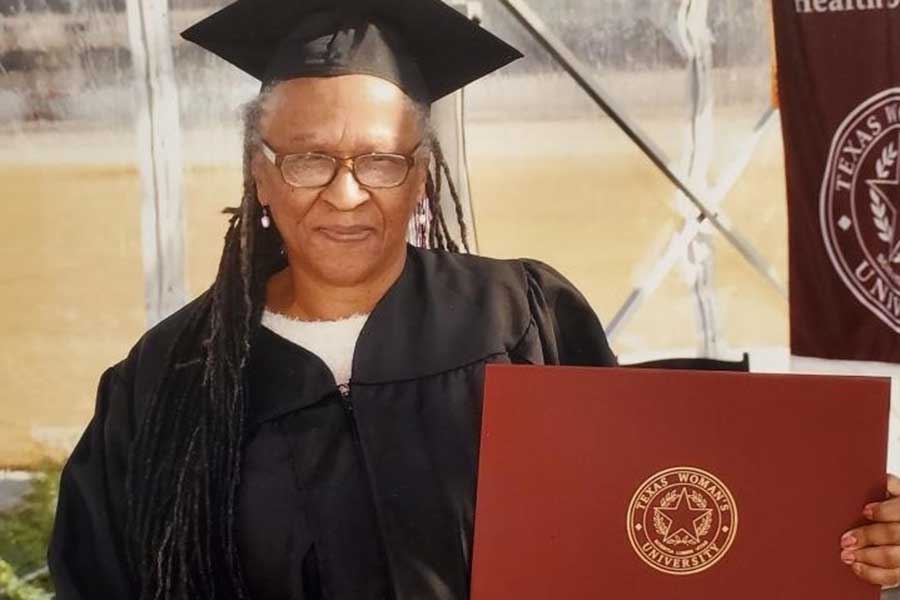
[
  {"xmin": 260, "ymin": 205, "xmax": 271, "ymax": 229},
  {"xmin": 414, "ymin": 200, "xmax": 429, "ymax": 248}
]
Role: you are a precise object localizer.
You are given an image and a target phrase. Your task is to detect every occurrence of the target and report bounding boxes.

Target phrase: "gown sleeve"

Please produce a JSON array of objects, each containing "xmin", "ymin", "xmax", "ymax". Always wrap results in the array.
[
  {"xmin": 48, "ymin": 357, "xmax": 138, "ymax": 599},
  {"xmin": 520, "ymin": 259, "xmax": 619, "ymax": 367}
]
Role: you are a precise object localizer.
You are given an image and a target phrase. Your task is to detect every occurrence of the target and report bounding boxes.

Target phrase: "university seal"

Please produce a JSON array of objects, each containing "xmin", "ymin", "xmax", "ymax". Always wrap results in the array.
[
  {"xmin": 626, "ymin": 466, "xmax": 737, "ymax": 575},
  {"xmin": 821, "ymin": 87, "xmax": 900, "ymax": 332}
]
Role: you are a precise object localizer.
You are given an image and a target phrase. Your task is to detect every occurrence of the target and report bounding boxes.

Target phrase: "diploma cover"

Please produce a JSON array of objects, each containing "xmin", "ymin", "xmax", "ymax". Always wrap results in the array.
[{"xmin": 471, "ymin": 366, "xmax": 890, "ymax": 599}]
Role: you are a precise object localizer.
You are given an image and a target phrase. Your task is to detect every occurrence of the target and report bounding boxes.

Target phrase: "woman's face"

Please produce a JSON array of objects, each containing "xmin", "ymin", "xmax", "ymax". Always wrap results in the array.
[{"xmin": 252, "ymin": 75, "xmax": 428, "ymax": 287}]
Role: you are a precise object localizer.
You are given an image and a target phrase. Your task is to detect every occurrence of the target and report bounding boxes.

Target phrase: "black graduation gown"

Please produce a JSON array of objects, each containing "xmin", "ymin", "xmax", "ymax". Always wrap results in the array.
[{"xmin": 48, "ymin": 245, "xmax": 617, "ymax": 600}]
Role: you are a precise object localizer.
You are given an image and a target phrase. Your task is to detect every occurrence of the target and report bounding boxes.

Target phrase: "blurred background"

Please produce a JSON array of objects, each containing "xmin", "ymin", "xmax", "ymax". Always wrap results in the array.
[{"xmin": 0, "ymin": 0, "xmax": 782, "ymax": 594}]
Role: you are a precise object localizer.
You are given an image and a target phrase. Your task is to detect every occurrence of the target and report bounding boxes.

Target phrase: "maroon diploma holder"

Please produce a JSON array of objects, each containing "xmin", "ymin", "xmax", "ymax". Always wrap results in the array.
[{"xmin": 471, "ymin": 365, "xmax": 890, "ymax": 599}]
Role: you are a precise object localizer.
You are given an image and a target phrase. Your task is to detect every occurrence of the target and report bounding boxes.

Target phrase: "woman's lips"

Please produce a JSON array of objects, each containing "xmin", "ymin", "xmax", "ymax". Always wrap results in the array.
[{"xmin": 316, "ymin": 226, "xmax": 375, "ymax": 242}]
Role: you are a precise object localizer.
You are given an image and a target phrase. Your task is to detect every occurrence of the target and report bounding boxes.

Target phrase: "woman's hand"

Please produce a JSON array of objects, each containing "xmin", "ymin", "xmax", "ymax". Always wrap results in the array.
[{"xmin": 842, "ymin": 473, "xmax": 900, "ymax": 588}]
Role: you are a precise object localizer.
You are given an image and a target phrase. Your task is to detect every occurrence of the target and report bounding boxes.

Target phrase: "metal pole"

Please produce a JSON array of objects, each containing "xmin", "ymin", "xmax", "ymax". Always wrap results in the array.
[
  {"xmin": 125, "ymin": 0, "xmax": 186, "ymax": 326},
  {"xmin": 496, "ymin": 0, "xmax": 786, "ymax": 297},
  {"xmin": 411, "ymin": 1, "xmax": 481, "ymax": 251},
  {"xmin": 607, "ymin": 107, "xmax": 779, "ymax": 337},
  {"xmin": 679, "ymin": 0, "xmax": 720, "ymax": 356}
]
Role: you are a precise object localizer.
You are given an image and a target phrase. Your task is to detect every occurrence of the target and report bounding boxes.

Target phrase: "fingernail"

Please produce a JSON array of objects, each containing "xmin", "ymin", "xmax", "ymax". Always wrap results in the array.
[
  {"xmin": 863, "ymin": 503, "xmax": 876, "ymax": 519},
  {"xmin": 841, "ymin": 550, "xmax": 855, "ymax": 564},
  {"xmin": 841, "ymin": 533, "xmax": 858, "ymax": 548},
  {"xmin": 853, "ymin": 562, "xmax": 863, "ymax": 574}
]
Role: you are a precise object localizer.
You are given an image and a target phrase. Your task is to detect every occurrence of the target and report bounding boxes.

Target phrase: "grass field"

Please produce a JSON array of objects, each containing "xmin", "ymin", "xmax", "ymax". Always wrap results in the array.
[{"xmin": 0, "ymin": 112, "xmax": 788, "ymax": 466}]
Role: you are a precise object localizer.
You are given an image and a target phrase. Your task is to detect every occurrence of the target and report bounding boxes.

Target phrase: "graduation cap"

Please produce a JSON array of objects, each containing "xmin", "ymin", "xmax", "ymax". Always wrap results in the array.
[{"xmin": 181, "ymin": 0, "xmax": 523, "ymax": 103}]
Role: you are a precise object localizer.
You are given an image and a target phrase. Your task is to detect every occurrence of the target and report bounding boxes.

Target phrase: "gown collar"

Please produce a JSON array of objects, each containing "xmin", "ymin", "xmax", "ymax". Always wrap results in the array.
[
  {"xmin": 353, "ymin": 244, "xmax": 532, "ymax": 383},
  {"xmin": 246, "ymin": 245, "xmax": 533, "ymax": 427}
]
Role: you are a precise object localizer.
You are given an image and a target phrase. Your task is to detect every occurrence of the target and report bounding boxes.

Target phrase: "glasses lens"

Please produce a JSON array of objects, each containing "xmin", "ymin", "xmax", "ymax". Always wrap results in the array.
[
  {"xmin": 355, "ymin": 154, "xmax": 410, "ymax": 188},
  {"xmin": 281, "ymin": 155, "xmax": 337, "ymax": 187}
]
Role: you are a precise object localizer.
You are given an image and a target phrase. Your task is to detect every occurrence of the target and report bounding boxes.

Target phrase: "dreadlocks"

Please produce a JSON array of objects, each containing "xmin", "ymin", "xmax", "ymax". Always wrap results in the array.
[{"xmin": 123, "ymin": 85, "xmax": 472, "ymax": 599}]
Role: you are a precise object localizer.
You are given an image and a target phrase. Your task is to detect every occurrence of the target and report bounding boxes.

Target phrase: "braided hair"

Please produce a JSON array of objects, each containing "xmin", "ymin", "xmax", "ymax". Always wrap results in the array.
[{"xmin": 123, "ymin": 85, "xmax": 471, "ymax": 599}]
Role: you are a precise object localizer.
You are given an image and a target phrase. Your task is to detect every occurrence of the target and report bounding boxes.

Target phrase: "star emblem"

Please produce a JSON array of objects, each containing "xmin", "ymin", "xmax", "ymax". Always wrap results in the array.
[
  {"xmin": 866, "ymin": 133, "xmax": 900, "ymax": 261},
  {"xmin": 654, "ymin": 487, "xmax": 712, "ymax": 545}
]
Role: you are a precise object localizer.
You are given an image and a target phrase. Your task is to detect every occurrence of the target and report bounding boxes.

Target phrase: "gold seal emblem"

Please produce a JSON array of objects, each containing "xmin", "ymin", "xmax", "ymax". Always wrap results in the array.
[{"xmin": 626, "ymin": 466, "xmax": 737, "ymax": 575}]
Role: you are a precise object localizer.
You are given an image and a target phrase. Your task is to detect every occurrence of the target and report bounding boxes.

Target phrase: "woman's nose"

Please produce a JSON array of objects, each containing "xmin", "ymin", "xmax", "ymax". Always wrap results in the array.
[{"xmin": 320, "ymin": 163, "xmax": 369, "ymax": 211}]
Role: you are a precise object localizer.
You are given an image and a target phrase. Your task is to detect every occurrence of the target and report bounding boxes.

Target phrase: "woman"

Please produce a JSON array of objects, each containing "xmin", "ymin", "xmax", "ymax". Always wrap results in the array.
[{"xmin": 47, "ymin": 0, "xmax": 900, "ymax": 598}]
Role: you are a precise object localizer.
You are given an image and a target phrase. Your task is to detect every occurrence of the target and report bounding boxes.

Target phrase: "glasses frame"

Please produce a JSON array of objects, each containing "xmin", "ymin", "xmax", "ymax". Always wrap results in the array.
[{"xmin": 260, "ymin": 138, "xmax": 423, "ymax": 189}]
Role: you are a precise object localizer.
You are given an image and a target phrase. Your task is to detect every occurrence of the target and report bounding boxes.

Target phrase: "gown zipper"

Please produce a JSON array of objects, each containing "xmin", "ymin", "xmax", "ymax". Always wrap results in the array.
[
  {"xmin": 338, "ymin": 383, "xmax": 352, "ymax": 409},
  {"xmin": 337, "ymin": 382, "xmax": 397, "ymax": 600}
]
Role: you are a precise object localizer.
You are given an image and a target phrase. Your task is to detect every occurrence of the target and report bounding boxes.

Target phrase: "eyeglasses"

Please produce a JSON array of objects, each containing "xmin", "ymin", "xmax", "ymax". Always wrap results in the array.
[{"xmin": 260, "ymin": 138, "xmax": 422, "ymax": 189}]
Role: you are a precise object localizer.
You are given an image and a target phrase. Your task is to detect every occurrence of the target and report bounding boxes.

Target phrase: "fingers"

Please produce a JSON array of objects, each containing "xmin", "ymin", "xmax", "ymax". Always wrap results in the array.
[
  {"xmin": 844, "ymin": 523, "xmax": 900, "ymax": 548},
  {"xmin": 888, "ymin": 473, "xmax": 900, "ymax": 498},
  {"xmin": 843, "ymin": 475, "xmax": 900, "ymax": 588},
  {"xmin": 863, "ymin": 496, "xmax": 900, "ymax": 523},
  {"xmin": 848, "ymin": 546, "xmax": 900, "ymax": 569},
  {"xmin": 849, "ymin": 561, "xmax": 900, "ymax": 587}
]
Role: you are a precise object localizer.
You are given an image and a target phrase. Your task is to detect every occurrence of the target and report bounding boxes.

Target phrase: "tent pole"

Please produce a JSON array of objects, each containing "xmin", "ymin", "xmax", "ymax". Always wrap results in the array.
[
  {"xmin": 607, "ymin": 107, "xmax": 779, "ymax": 338},
  {"xmin": 496, "ymin": 0, "xmax": 786, "ymax": 297}
]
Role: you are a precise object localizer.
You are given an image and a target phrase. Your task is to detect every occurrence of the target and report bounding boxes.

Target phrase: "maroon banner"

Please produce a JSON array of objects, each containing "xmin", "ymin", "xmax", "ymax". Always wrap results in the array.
[{"xmin": 773, "ymin": 1, "xmax": 900, "ymax": 361}]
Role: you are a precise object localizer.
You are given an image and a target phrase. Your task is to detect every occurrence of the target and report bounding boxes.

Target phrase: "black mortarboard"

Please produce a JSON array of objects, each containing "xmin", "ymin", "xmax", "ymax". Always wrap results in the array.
[{"xmin": 181, "ymin": 0, "xmax": 523, "ymax": 103}]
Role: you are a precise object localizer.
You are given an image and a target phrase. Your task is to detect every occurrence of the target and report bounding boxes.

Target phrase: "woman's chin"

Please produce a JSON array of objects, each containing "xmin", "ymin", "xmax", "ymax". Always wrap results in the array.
[
  {"xmin": 289, "ymin": 234, "xmax": 408, "ymax": 288},
  {"xmin": 308, "ymin": 252, "xmax": 385, "ymax": 287}
]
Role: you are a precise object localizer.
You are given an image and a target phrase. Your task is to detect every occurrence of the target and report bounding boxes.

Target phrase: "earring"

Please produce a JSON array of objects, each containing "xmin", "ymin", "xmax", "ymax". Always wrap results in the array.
[
  {"xmin": 414, "ymin": 200, "xmax": 429, "ymax": 247},
  {"xmin": 260, "ymin": 205, "xmax": 271, "ymax": 229}
]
